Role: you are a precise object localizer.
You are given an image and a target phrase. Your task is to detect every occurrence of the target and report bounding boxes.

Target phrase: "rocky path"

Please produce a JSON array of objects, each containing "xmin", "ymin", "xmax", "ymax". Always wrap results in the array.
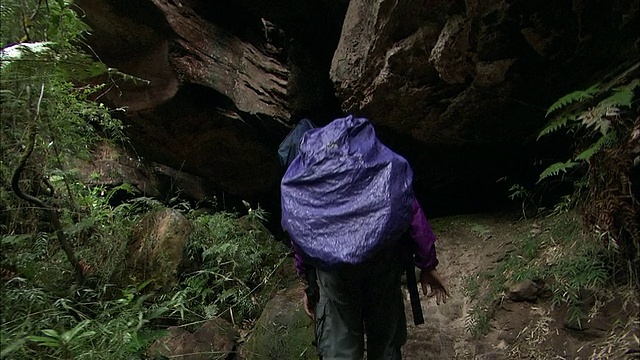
[
  {"xmin": 241, "ymin": 211, "xmax": 638, "ymax": 359},
  {"xmin": 402, "ymin": 213, "xmax": 516, "ymax": 360},
  {"xmin": 401, "ymin": 212, "xmax": 639, "ymax": 360}
]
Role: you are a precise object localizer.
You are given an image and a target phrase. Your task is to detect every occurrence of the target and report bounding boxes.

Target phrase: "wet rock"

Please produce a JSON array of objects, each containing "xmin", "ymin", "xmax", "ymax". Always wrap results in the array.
[
  {"xmin": 475, "ymin": 352, "xmax": 507, "ymax": 360},
  {"xmin": 507, "ymin": 279, "xmax": 539, "ymax": 302},
  {"xmin": 240, "ymin": 283, "xmax": 315, "ymax": 359},
  {"xmin": 128, "ymin": 208, "xmax": 192, "ymax": 289},
  {"xmin": 147, "ymin": 318, "xmax": 237, "ymax": 359}
]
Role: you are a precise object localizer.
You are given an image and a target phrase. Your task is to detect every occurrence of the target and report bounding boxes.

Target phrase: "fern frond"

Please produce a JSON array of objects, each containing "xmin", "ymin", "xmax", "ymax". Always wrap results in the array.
[
  {"xmin": 599, "ymin": 82, "xmax": 636, "ymax": 108},
  {"xmin": 546, "ymin": 85, "xmax": 599, "ymax": 117},
  {"xmin": 619, "ymin": 78, "xmax": 640, "ymax": 92},
  {"xmin": 578, "ymin": 107, "xmax": 612, "ymax": 134},
  {"xmin": 538, "ymin": 113, "xmax": 578, "ymax": 139},
  {"xmin": 574, "ymin": 131, "xmax": 617, "ymax": 162},
  {"xmin": 538, "ymin": 160, "xmax": 578, "ymax": 182}
]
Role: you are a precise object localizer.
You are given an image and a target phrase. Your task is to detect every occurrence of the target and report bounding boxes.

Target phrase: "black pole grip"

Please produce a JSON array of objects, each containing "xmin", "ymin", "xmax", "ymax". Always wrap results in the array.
[{"xmin": 405, "ymin": 258, "xmax": 425, "ymax": 325}]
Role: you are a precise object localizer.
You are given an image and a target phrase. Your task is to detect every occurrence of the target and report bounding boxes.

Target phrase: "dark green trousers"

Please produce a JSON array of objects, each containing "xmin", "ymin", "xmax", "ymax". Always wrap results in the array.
[{"xmin": 314, "ymin": 249, "xmax": 406, "ymax": 360}]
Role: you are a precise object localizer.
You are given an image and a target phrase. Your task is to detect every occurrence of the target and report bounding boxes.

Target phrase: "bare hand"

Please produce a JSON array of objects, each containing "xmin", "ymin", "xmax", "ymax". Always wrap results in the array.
[
  {"xmin": 302, "ymin": 292, "xmax": 314, "ymax": 319},
  {"xmin": 420, "ymin": 268, "xmax": 449, "ymax": 305}
]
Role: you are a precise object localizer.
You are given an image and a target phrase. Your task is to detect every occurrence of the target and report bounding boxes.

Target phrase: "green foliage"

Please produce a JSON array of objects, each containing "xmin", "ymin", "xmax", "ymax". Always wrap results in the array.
[
  {"xmin": 502, "ymin": 179, "xmax": 546, "ymax": 220},
  {"xmin": 537, "ymin": 113, "xmax": 576, "ymax": 139},
  {"xmin": 573, "ymin": 131, "xmax": 616, "ymax": 161},
  {"xmin": 1, "ymin": 0, "xmax": 92, "ymax": 47},
  {"xmin": 0, "ymin": 2, "xmax": 292, "ymax": 359},
  {"xmin": 507, "ymin": 183, "xmax": 528, "ymax": 200},
  {"xmin": 0, "ymin": 183, "xmax": 141, "ymax": 290},
  {"xmin": 544, "ymin": 85, "xmax": 599, "ymax": 117},
  {"xmin": 462, "ymin": 274, "xmax": 480, "ymax": 299},
  {"xmin": 174, "ymin": 211, "xmax": 289, "ymax": 322},
  {"xmin": 537, "ymin": 68, "xmax": 640, "ymax": 286},
  {"xmin": 599, "ymin": 79, "xmax": 638, "ymax": 107},
  {"xmin": 537, "ymin": 78, "xmax": 637, "ymax": 182},
  {"xmin": 27, "ymin": 320, "xmax": 97, "ymax": 353},
  {"xmin": 1, "ymin": 280, "xmax": 169, "ymax": 359},
  {"xmin": 1, "ymin": 0, "xmax": 125, "ymax": 241},
  {"xmin": 538, "ymin": 160, "xmax": 578, "ymax": 182},
  {"xmin": 465, "ymin": 302, "xmax": 495, "ymax": 337},
  {"xmin": 0, "ymin": 4, "xmax": 182, "ymax": 358}
]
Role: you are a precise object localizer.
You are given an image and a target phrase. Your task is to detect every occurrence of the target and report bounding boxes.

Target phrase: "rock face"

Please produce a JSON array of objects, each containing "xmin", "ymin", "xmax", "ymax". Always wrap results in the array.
[
  {"xmin": 74, "ymin": 0, "xmax": 639, "ymax": 216},
  {"xmin": 331, "ymin": 0, "xmax": 638, "ymax": 145}
]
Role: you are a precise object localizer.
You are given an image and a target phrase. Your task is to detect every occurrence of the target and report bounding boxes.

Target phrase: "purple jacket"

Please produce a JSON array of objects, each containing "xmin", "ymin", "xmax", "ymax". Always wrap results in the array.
[{"xmin": 292, "ymin": 198, "xmax": 438, "ymax": 277}]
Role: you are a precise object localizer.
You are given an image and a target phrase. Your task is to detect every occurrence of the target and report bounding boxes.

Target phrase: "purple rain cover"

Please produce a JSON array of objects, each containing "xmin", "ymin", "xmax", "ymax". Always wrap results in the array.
[{"xmin": 281, "ymin": 115, "xmax": 414, "ymax": 268}]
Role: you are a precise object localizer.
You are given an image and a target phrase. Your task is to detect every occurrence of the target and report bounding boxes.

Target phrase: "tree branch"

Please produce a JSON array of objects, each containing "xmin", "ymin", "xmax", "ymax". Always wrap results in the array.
[{"xmin": 10, "ymin": 83, "xmax": 84, "ymax": 286}]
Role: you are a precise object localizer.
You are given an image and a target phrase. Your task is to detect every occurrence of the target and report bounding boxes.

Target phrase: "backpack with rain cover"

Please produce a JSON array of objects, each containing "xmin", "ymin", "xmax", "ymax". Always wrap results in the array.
[
  {"xmin": 281, "ymin": 115, "xmax": 415, "ymax": 269},
  {"xmin": 278, "ymin": 118, "xmax": 316, "ymax": 167}
]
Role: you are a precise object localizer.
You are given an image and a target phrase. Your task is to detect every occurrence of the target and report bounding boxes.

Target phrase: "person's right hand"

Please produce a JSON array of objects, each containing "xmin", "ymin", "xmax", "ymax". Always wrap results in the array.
[{"xmin": 420, "ymin": 268, "xmax": 449, "ymax": 305}]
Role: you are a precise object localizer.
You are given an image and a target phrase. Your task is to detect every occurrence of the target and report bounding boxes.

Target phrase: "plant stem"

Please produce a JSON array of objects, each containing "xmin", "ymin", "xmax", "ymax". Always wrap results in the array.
[{"xmin": 10, "ymin": 83, "xmax": 84, "ymax": 286}]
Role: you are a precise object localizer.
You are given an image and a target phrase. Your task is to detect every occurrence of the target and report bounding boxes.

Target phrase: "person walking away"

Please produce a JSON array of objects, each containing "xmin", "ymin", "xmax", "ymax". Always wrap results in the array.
[{"xmin": 281, "ymin": 115, "xmax": 448, "ymax": 360}]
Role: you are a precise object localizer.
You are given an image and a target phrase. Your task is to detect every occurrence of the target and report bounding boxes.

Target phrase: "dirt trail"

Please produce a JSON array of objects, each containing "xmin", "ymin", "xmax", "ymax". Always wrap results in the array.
[
  {"xmin": 401, "ymin": 213, "xmax": 515, "ymax": 360},
  {"xmin": 244, "ymin": 211, "xmax": 637, "ymax": 359},
  {"xmin": 400, "ymin": 212, "xmax": 639, "ymax": 360}
]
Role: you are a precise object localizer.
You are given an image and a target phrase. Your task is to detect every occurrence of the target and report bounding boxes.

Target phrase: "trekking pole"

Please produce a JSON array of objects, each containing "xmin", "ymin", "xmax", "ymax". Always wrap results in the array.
[
  {"xmin": 405, "ymin": 257, "xmax": 424, "ymax": 325},
  {"xmin": 401, "ymin": 232, "xmax": 424, "ymax": 325}
]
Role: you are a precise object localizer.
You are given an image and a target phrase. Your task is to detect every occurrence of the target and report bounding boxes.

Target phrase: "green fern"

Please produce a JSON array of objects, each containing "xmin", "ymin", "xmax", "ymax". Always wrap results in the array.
[
  {"xmin": 537, "ymin": 113, "xmax": 578, "ymax": 139},
  {"xmin": 599, "ymin": 80, "xmax": 638, "ymax": 108},
  {"xmin": 538, "ymin": 78, "xmax": 637, "ymax": 182},
  {"xmin": 574, "ymin": 131, "xmax": 617, "ymax": 162},
  {"xmin": 545, "ymin": 85, "xmax": 599, "ymax": 117},
  {"xmin": 538, "ymin": 160, "xmax": 578, "ymax": 183}
]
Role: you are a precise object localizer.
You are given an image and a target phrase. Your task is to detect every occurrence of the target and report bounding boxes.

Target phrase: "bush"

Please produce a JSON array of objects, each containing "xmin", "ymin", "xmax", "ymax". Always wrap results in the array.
[
  {"xmin": 537, "ymin": 73, "xmax": 639, "ymax": 285},
  {"xmin": 171, "ymin": 209, "xmax": 289, "ymax": 323}
]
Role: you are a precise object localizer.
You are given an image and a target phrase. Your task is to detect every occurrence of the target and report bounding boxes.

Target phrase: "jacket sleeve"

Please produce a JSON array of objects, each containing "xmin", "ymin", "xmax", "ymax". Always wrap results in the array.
[{"xmin": 410, "ymin": 198, "xmax": 439, "ymax": 270}]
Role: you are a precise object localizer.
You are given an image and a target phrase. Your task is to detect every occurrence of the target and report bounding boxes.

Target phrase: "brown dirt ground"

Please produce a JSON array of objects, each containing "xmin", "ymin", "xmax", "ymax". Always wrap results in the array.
[{"xmin": 401, "ymin": 212, "xmax": 640, "ymax": 360}]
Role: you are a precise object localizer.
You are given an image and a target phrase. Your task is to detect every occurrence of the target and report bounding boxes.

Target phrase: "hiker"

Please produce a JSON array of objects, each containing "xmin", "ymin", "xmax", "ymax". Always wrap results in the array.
[{"xmin": 280, "ymin": 115, "xmax": 448, "ymax": 360}]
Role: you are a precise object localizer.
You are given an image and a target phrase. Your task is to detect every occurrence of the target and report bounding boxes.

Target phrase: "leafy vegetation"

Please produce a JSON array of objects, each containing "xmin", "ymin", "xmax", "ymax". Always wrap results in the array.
[
  {"xmin": 177, "ymin": 209, "xmax": 289, "ymax": 322},
  {"xmin": 1, "ymin": 2, "xmax": 290, "ymax": 358},
  {"xmin": 465, "ymin": 65, "xmax": 639, "ymax": 341},
  {"xmin": 538, "ymin": 78, "xmax": 638, "ymax": 182},
  {"xmin": 536, "ymin": 67, "xmax": 639, "ymax": 285},
  {"xmin": 1, "ymin": 198, "xmax": 288, "ymax": 358},
  {"xmin": 1, "ymin": 280, "xmax": 170, "ymax": 359}
]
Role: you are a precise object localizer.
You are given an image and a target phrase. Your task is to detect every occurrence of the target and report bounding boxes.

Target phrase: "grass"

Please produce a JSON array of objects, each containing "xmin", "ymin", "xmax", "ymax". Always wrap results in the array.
[
  {"xmin": 462, "ymin": 211, "xmax": 624, "ymax": 338},
  {"xmin": 0, "ymin": 201, "xmax": 290, "ymax": 359}
]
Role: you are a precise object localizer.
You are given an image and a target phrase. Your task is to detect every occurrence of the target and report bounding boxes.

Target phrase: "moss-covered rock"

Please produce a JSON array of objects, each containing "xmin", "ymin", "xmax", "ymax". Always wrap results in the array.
[
  {"xmin": 128, "ymin": 208, "xmax": 192, "ymax": 289},
  {"xmin": 240, "ymin": 283, "xmax": 316, "ymax": 359}
]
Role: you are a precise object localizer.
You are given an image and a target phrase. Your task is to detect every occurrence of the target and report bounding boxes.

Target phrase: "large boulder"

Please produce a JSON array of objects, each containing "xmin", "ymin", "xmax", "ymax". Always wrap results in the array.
[
  {"xmin": 74, "ymin": 0, "xmax": 293, "ymax": 201},
  {"xmin": 330, "ymin": 0, "xmax": 638, "ymax": 145},
  {"xmin": 128, "ymin": 208, "xmax": 192, "ymax": 289},
  {"xmin": 240, "ymin": 283, "xmax": 316, "ymax": 359},
  {"xmin": 73, "ymin": 141, "xmax": 162, "ymax": 199},
  {"xmin": 328, "ymin": 0, "xmax": 638, "ymax": 214}
]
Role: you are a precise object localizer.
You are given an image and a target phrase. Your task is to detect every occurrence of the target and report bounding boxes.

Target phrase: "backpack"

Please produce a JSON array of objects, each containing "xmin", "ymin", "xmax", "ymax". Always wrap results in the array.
[
  {"xmin": 281, "ymin": 115, "xmax": 414, "ymax": 269},
  {"xmin": 277, "ymin": 118, "xmax": 316, "ymax": 168}
]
